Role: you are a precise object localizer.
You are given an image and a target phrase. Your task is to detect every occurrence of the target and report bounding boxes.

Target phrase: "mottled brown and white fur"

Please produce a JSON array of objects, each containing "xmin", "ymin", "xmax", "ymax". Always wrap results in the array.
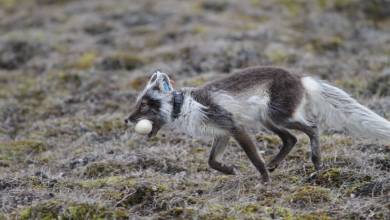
[{"xmin": 126, "ymin": 67, "xmax": 390, "ymax": 182}]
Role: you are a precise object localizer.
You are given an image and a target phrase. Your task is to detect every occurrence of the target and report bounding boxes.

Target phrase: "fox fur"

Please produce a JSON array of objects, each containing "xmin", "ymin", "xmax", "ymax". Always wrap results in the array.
[{"xmin": 126, "ymin": 66, "xmax": 390, "ymax": 182}]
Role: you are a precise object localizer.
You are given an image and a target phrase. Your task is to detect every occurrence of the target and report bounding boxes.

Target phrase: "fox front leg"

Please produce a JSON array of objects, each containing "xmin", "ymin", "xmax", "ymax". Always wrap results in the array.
[
  {"xmin": 231, "ymin": 127, "xmax": 270, "ymax": 182},
  {"xmin": 208, "ymin": 136, "xmax": 236, "ymax": 175}
]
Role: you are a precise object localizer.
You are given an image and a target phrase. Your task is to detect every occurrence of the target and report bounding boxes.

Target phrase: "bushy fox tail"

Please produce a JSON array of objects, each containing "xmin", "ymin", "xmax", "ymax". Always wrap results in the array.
[{"xmin": 302, "ymin": 77, "xmax": 390, "ymax": 142}]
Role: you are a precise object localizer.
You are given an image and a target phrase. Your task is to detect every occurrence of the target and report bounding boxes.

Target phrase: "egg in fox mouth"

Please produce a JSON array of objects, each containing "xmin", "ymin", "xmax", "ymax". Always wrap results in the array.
[
  {"xmin": 125, "ymin": 117, "xmax": 163, "ymax": 138},
  {"xmin": 138, "ymin": 119, "xmax": 161, "ymax": 138}
]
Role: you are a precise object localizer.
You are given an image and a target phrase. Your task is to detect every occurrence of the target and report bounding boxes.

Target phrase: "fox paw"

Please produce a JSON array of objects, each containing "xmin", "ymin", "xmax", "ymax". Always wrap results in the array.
[
  {"xmin": 267, "ymin": 163, "xmax": 279, "ymax": 172},
  {"xmin": 222, "ymin": 165, "xmax": 238, "ymax": 175}
]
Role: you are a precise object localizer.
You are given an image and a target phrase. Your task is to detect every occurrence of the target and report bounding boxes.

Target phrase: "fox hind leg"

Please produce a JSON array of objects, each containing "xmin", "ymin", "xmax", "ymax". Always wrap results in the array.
[
  {"xmin": 264, "ymin": 121, "xmax": 298, "ymax": 172},
  {"xmin": 285, "ymin": 121, "xmax": 321, "ymax": 171}
]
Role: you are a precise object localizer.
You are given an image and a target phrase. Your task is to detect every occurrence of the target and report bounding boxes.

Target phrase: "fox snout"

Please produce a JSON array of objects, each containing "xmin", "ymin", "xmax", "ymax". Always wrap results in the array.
[{"xmin": 124, "ymin": 114, "xmax": 137, "ymax": 124}]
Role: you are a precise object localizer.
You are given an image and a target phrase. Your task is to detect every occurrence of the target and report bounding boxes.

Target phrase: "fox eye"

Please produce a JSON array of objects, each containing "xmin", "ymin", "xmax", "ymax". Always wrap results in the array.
[{"xmin": 140, "ymin": 103, "xmax": 149, "ymax": 112}]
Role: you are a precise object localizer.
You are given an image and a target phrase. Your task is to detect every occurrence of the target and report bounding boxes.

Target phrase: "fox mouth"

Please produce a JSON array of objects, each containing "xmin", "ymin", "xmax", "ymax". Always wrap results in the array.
[
  {"xmin": 125, "ymin": 117, "xmax": 162, "ymax": 138},
  {"xmin": 148, "ymin": 124, "xmax": 161, "ymax": 138}
]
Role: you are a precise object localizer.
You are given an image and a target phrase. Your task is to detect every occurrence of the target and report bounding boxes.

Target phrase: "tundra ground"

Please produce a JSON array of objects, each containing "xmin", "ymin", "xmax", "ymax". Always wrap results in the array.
[{"xmin": 0, "ymin": 0, "xmax": 389, "ymax": 219}]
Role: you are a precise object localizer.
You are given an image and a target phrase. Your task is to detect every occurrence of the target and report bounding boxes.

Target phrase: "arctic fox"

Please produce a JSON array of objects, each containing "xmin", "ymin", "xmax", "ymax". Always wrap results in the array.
[{"xmin": 125, "ymin": 67, "xmax": 390, "ymax": 182}]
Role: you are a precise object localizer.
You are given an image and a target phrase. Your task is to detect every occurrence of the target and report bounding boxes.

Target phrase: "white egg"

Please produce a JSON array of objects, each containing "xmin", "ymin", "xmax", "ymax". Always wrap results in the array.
[{"xmin": 135, "ymin": 119, "xmax": 153, "ymax": 135}]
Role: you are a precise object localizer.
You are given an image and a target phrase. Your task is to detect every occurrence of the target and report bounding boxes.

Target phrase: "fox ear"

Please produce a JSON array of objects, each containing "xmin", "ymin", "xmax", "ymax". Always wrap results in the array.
[
  {"xmin": 148, "ymin": 72, "xmax": 159, "ymax": 85},
  {"xmin": 150, "ymin": 71, "xmax": 173, "ymax": 93}
]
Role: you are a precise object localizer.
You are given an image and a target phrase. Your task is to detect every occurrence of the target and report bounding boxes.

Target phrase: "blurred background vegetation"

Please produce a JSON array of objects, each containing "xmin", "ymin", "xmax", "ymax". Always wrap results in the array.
[{"xmin": 0, "ymin": 0, "xmax": 389, "ymax": 219}]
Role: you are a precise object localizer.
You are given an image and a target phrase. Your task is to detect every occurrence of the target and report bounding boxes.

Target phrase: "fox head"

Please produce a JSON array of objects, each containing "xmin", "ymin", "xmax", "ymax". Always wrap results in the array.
[{"xmin": 125, "ymin": 71, "xmax": 175, "ymax": 137}]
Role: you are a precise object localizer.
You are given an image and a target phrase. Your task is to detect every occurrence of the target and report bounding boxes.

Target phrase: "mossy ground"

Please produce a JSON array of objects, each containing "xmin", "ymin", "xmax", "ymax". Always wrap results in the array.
[{"xmin": 0, "ymin": 0, "xmax": 389, "ymax": 219}]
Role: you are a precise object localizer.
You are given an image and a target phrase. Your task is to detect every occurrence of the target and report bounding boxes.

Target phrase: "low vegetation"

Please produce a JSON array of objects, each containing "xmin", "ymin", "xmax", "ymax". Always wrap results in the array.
[{"xmin": 0, "ymin": 0, "xmax": 389, "ymax": 219}]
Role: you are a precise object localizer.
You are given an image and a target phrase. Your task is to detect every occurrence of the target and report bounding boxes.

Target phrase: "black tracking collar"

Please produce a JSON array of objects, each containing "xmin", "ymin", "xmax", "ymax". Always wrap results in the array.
[{"xmin": 172, "ymin": 91, "xmax": 184, "ymax": 120}]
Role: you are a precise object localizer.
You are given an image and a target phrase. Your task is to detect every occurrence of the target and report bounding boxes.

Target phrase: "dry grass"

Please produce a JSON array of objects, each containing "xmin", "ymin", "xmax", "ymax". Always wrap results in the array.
[{"xmin": 0, "ymin": 0, "xmax": 389, "ymax": 219}]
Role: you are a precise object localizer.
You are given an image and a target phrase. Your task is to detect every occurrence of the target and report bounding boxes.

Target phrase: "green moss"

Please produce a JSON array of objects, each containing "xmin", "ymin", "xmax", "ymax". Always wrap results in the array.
[
  {"xmin": 190, "ymin": 146, "xmax": 206, "ymax": 154},
  {"xmin": 0, "ymin": 0, "xmax": 15, "ymax": 8},
  {"xmin": 250, "ymin": 0, "xmax": 261, "ymax": 7},
  {"xmin": 159, "ymin": 207, "xmax": 196, "ymax": 219},
  {"xmin": 287, "ymin": 175, "xmax": 301, "ymax": 184},
  {"xmin": 239, "ymin": 203, "xmax": 263, "ymax": 214},
  {"xmin": 288, "ymin": 186, "xmax": 331, "ymax": 205},
  {"xmin": 314, "ymin": 168, "xmax": 372, "ymax": 189},
  {"xmin": 19, "ymin": 201, "xmax": 61, "ymax": 220},
  {"xmin": 315, "ymin": 168, "xmax": 343, "ymax": 187},
  {"xmin": 317, "ymin": 0, "xmax": 327, "ymax": 8},
  {"xmin": 113, "ymin": 207, "xmax": 129, "ymax": 219},
  {"xmin": 79, "ymin": 176, "xmax": 135, "ymax": 189},
  {"xmin": 73, "ymin": 52, "xmax": 97, "ymax": 70},
  {"xmin": 52, "ymin": 71, "xmax": 82, "ymax": 89},
  {"xmin": 309, "ymin": 36, "xmax": 344, "ymax": 52},
  {"xmin": 6, "ymin": 76, "xmax": 46, "ymax": 102},
  {"xmin": 90, "ymin": 117, "xmax": 127, "ymax": 135},
  {"xmin": 18, "ymin": 200, "xmax": 124, "ymax": 220},
  {"xmin": 333, "ymin": 136, "xmax": 353, "ymax": 146},
  {"xmin": 36, "ymin": 155, "xmax": 53, "ymax": 164},
  {"xmin": 296, "ymin": 212, "xmax": 332, "ymax": 220},
  {"xmin": 65, "ymin": 203, "xmax": 107, "ymax": 220},
  {"xmin": 183, "ymin": 77, "xmax": 207, "ymax": 87},
  {"xmin": 130, "ymin": 76, "xmax": 149, "ymax": 91},
  {"xmin": 265, "ymin": 48, "xmax": 290, "ymax": 63},
  {"xmin": 278, "ymin": 0, "xmax": 303, "ymax": 16},
  {"xmin": 256, "ymin": 134, "xmax": 281, "ymax": 146},
  {"xmin": 266, "ymin": 206, "xmax": 294, "ymax": 220},
  {"xmin": 96, "ymin": 119, "xmax": 116, "ymax": 131},
  {"xmin": 83, "ymin": 162, "xmax": 127, "ymax": 178},
  {"xmin": 0, "ymin": 140, "xmax": 49, "ymax": 163},
  {"xmin": 100, "ymin": 190, "xmax": 124, "ymax": 201},
  {"xmin": 0, "ymin": 0, "xmax": 33, "ymax": 9},
  {"xmin": 193, "ymin": 25, "xmax": 208, "ymax": 34},
  {"xmin": 19, "ymin": 207, "xmax": 32, "ymax": 220},
  {"xmin": 52, "ymin": 43, "xmax": 69, "ymax": 54},
  {"xmin": 200, "ymin": 205, "xmax": 236, "ymax": 220}
]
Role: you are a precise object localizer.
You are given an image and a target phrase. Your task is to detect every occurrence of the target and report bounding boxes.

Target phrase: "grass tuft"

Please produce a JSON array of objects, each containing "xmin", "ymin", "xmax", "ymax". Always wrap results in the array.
[{"xmin": 288, "ymin": 186, "xmax": 332, "ymax": 205}]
